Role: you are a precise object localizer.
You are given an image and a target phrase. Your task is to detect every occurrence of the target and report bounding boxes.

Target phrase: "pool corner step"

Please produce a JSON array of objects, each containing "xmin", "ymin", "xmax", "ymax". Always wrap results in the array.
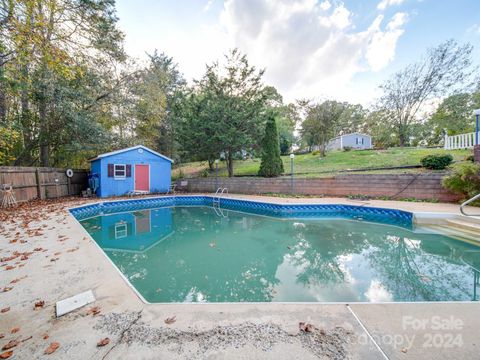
[
  {"xmin": 445, "ymin": 219, "xmax": 480, "ymax": 234},
  {"xmin": 430, "ymin": 223, "xmax": 480, "ymax": 245}
]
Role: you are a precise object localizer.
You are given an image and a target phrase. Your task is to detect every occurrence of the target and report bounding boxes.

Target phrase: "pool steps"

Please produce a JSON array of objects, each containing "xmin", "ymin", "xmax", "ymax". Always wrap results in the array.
[{"xmin": 414, "ymin": 213, "xmax": 480, "ymax": 244}]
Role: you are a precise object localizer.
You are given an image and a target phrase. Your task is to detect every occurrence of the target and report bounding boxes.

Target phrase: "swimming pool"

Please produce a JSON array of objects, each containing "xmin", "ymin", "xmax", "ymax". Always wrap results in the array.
[{"xmin": 71, "ymin": 196, "xmax": 480, "ymax": 303}]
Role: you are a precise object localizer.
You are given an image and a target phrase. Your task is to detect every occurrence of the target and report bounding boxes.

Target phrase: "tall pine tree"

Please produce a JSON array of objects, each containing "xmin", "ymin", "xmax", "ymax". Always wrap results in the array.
[{"xmin": 258, "ymin": 114, "xmax": 284, "ymax": 177}]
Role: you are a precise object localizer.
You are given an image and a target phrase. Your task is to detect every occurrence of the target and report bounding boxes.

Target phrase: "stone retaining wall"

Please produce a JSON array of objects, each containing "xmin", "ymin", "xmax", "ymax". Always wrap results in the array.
[{"xmin": 179, "ymin": 173, "xmax": 460, "ymax": 202}]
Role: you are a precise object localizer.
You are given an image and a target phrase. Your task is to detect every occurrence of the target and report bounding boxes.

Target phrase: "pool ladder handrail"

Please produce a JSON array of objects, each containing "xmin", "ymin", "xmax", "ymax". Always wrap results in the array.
[
  {"xmin": 213, "ymin": 187, "xmax": 228, "ymax": 206},
  {"xmin": 460, "ymin": 193, "xmax": 480, "ymax": 217}
]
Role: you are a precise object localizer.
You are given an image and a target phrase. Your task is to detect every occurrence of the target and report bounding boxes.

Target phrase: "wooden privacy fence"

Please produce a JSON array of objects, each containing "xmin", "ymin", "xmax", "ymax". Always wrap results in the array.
[{"xmin": 0, "ymin": 166, "xmax": 89, "ymax": 203}]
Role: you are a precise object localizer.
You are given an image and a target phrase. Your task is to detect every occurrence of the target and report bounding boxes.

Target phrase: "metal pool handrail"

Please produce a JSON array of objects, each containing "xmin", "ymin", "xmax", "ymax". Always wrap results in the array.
[{"xmin": 460, "ymin": 193, "xmax": 480, "ymax": 216}]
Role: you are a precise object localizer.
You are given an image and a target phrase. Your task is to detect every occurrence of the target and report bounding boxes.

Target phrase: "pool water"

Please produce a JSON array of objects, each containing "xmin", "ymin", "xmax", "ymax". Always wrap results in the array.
[{"xmin": 80, "ymin": 206, "xmax": 480, "ymax": 303}]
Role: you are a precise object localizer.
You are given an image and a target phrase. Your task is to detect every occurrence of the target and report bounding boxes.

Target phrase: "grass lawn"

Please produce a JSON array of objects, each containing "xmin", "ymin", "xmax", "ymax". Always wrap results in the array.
[{"xmin": 172, "ymin": 147, "xmax": 472, "ymax": 179}]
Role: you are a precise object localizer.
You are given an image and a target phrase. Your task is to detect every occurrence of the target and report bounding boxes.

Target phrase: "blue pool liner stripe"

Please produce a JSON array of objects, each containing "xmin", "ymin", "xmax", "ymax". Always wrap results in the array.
[{"xmin": 69, "ymin": 196, "xmax": 413, "ymax": 228}]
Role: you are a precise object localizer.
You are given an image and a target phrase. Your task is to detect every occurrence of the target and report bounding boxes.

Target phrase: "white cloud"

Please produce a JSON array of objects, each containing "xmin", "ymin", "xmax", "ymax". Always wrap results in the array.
[
  {"xmin": 468, "ymin": 24, "xmax": 480, "ymax": 34},
  {"xmin": 319, "ymin": 1, "xmax": 331, "ymax": 11},
  {"xmin": 366, "ymin": 12, "xmax": 408, "ymax": 71},
  {"xmin": 364, "ymin": 280, "xmax": 393, "ymax": 302},
  {"xmin": 203, "ymin": 0, "xmax": 215, "ymax": 12},
  {"xmin": 219, "ymin": 0, "xmax": 408, "ymax": 103},
  {"xmin": 377, "ymin": 0, "xmax": 405, "ymax": 11},
  {"xmin": 117, "ymin": 0, "xmax": 410, "ymax": 106}
]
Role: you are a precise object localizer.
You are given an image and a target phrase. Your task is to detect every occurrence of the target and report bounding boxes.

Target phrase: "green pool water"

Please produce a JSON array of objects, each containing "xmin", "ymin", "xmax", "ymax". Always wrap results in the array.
[{"xmin": 80, "ymin": 206, "xmax": 480, "ymax": 303}]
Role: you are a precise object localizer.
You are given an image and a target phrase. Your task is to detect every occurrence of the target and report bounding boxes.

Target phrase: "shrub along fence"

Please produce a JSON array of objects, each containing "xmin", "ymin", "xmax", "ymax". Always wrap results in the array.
[
  {"xmin": 0, "ymin": 166, "xmax": 88, "ymax": 203},
  {"xmin": 180, "ymin": 173, "xmax": 460, "ymax": 202}
]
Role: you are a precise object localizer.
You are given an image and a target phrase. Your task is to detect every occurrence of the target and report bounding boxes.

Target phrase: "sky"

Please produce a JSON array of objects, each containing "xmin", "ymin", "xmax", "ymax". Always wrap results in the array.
[{"xmin": 115, "ymin": 0, "xmax": 480, "ymax": 107}]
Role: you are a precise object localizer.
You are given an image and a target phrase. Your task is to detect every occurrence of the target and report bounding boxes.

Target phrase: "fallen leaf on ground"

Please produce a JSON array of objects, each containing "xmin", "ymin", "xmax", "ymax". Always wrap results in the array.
[
  {"xmin": 0, "ymin": 308, "xmax": 9, "ymax": 313},
  {"xmin": 33, "ymin": 248, "xmax": 43, "ymax": 252},
  {"xmin": 86, "ymin": 306, "xmax": 101, "ymax": 316},
  {"xmin": 96, "ymin": 338, "xmax": 110, "ymax": 347},
  {"xmin": 299, "ymin": 322, "xmax": 315, "ymax": 333},
  {"xmin": 10, "ymin": 276, "xmax": 27, "ymax": 284},
  {"xmin": 2, "ymin": 287, "xmax": 12, "ymax": 293},
  {"xmin": 44, "ymin": 342, "xmax": 60, "ymax": 355},
  {"xmin": 0, "ymin": 350, "xmax": 13, "ymax": 359},
  {"xmin": 164, "ymin": 316, "xmax": 176, "ymax": 325},
  {"xmin": 4, "ymin": 266, "xmax": 15, "ymax": 271},
  {"xmin": 43, "ymin": 334, "xmax": 49, "ymax": 340},
  {"xmin": 1, "ymin": 340, "xmax": 18, "ymax": 351},
  {"xmin": 401, "ymin": 348, "xmax": 408, "ymax": 353},
  {"xmin": 34, "ymin": 300, "xmax": 45, "ymax": 310},
  {"xmin": 10, "ymin": 328, "xmax": 19, "ymax": 334},
  {"xmin": 0, "ymin": 334, "xmax": 3, "ymax": 339},
  {"xmin": 20, "ymin": 336, "xmax": 32, "ymax": 343}
]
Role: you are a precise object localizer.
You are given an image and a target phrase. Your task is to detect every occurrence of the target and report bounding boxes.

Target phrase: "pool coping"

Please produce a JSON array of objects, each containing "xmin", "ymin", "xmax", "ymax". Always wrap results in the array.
[
  {"xmin": 67, "ymin": 194, "xmax": 480, "ymax": 305},
  {"xmin": 68, "ymin": 194, "xmax": 480, "ymax": 306}
]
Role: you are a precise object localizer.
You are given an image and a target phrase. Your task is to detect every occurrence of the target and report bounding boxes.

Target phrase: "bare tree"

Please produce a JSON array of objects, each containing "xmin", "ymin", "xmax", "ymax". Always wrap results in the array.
[{"xmin": 378, "ymin": 40, "xmax": 474, "ymax": 146}]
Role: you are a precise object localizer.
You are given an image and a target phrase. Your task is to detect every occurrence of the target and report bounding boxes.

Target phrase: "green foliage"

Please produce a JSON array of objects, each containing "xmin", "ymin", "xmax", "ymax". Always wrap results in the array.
[
  {"xmin": 200, "ymin": 168, "xmax": 209, "ymax": 177},
  {"xmin": 465, "ymin": 154, "xmax": 475, "ymax": 162},
  {"xmin": 0, "ymin": 127, "xmax": 20, "ymax": 165},
  {"xmin": 258, "ymin": 114, "xmax": 284, "ymax": 177},
  {"xmin": 420, "ymin": 154, "xmax": 453, "ymax": 170},
  {"xmin": 311, "ymin": 150, "xmax": 320, "ymax": 156},
  {"xmin": 132, "ymin": 51, "xmax": 185, "ymax": 157},
  {"xmin": 300, "ymin": 100, "xmax": 347, "ymax": 156},
  {"xmin": 427, "ymin": 92, "xmax": 480, "ymax": 145},
  {"xmin": 180, "ymin": 147, "xmax": 470, "ymax": 178},
  {"xmin": 343, "ymin": 146, "xmax": 353, "ymax": 152},
  {"xmin": 1, "ymin": 0, "xmax": 125, "ymax": 166},
  {"xmin": 176, "ymin": 49, "xmax": 270, "ymax": 177},
  {"xmin": 442, "ymin": 163, "xmax": 480, "ymax": 199},
  {"xmin": 377, "ymin": 40, "xmax": 474, "ymax": 147}
]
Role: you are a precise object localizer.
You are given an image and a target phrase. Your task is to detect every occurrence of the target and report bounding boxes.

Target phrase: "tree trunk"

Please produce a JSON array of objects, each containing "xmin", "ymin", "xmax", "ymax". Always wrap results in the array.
[
  {"xmin": 0, "ymin": 65, "xmax": 6, "ymax": 124},
  {"xmin": 208, "ymin": 159, "xmax": 214, "ymax": 171},
  {"xmin": 227, "ymin": 150, "xmax": 234, "ymax": 177},
  {"xmin": 398, "ymin": 128, "xmax": 407, "ymax": 147},
  {"xmin": 397, "ymin": 120, "xmax": 409, "ymax": 147},
  {"xmin": 38, "ymin": 94, "xmax": 49, "ymax": 167},
  {"xmin": 19, "ymin": 67, "xmax": 34, "ymax": 164}
]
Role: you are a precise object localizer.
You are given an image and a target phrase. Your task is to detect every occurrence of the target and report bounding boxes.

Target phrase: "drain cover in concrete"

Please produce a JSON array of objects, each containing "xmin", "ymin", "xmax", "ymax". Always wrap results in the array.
[{"xmin": 56, "ymin": 290, "xmax": 95, "ymax": 317}]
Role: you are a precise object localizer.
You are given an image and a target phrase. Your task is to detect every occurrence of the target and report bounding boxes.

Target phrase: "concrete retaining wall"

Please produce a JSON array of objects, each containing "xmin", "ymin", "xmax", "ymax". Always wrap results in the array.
[{"xmin": 179, "ymin": 173, "xmax": 460, "ymax": 202}]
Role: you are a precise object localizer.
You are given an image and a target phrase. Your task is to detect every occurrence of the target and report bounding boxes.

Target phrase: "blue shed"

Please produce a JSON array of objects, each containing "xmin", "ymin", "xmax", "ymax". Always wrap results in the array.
[{"xmin": 89, "ymin": 145, "xmax": 173, "ymax": 198}]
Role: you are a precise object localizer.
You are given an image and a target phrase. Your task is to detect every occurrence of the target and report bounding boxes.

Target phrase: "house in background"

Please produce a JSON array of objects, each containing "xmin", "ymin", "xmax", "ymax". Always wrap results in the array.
[
  {"xmin": 89, "ymin": 145, "xmax": 173, "ymax": 197},
  {"xmin": 326, "ymin": 133, "xmax": 373, "ymax": 151}
]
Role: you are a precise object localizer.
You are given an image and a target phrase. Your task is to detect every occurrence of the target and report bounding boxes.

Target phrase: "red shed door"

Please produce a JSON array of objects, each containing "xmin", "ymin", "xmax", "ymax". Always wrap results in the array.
[{"xmin": 135, "ymin": 164, "xmax": 149, "ymax": 192}]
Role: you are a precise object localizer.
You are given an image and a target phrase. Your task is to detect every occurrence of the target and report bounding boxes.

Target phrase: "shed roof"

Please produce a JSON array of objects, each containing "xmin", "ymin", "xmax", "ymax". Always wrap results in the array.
[{"xmin": 88, "ymin": 145, "xmax": 174, "ymax": 163}]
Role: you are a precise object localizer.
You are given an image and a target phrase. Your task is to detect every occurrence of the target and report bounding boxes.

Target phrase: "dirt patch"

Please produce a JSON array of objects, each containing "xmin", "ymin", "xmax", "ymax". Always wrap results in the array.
[{"xmin": 95, "ymin": 312, "xmax": 355, "ymax": 359}]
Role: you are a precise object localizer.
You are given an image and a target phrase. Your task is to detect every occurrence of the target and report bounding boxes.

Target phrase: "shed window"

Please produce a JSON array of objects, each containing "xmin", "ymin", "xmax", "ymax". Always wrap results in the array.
[
  {"xmin": 114, "ymin": 164, "xmax": 126, "ymax": 179},
  {"xmin": 356, "ymin": 138, "xmax": 364, "ymax": 145},
  {"xmin": 115, "ymin": 223, "xmax": 127, "ymax": 239}
]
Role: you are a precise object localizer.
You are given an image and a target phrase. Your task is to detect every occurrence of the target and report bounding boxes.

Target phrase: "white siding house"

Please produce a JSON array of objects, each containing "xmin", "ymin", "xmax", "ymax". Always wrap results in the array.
[{"xmin": 326, "ymin": 133, "xmax": 373, "ymax": 151}]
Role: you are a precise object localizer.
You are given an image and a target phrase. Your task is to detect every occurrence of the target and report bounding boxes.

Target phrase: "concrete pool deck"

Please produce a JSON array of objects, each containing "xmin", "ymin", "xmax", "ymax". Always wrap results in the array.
[{"xmin": 0, "ymin": 195, "xmax": 479, "ymax": 359}]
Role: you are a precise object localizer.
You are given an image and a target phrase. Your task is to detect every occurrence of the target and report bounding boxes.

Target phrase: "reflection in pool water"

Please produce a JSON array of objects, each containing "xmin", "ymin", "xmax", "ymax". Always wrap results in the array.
[{"xmin": 80, "ymin": 206, "xmax": 480, "ymax": 303}]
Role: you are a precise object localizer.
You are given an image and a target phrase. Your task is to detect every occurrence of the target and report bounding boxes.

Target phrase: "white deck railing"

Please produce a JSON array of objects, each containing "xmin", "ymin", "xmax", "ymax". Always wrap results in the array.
[{"xmin": 444, "ymin": 132, "xmax": 477, "ymax": 150}]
